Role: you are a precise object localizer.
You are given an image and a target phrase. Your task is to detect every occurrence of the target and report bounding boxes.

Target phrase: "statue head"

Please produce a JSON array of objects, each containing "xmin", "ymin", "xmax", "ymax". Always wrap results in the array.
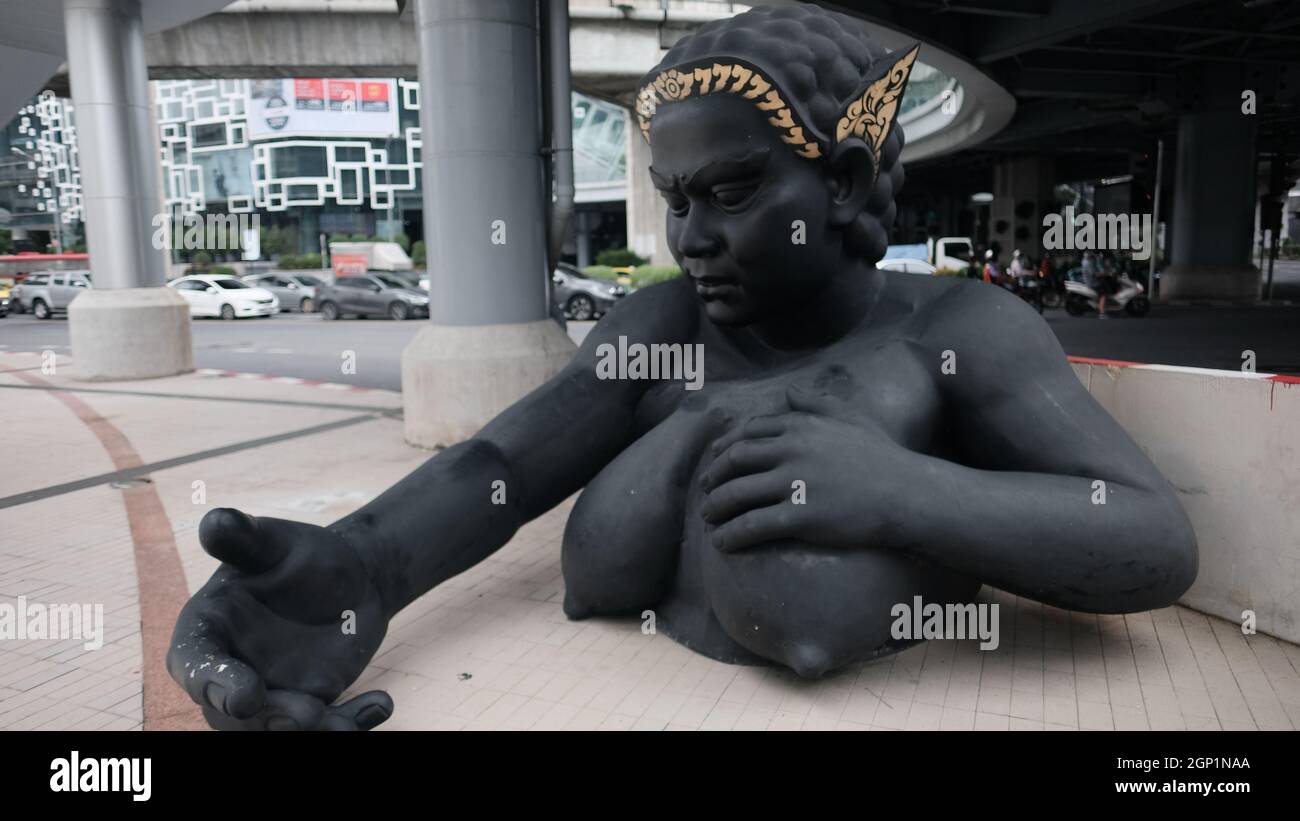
[{"xmin": 637, "ymin": 4, "xmax": 918, "ymax": 326}]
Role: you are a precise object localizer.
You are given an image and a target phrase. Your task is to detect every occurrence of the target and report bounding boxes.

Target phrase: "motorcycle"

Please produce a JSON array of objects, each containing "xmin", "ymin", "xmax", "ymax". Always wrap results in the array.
[
  {"xmin": 1011, "ymin": 274, "xmax": 1044, "ymax": 313},
  {"xmin": 1063, "ymin": 272, "xmax": 1150, "ymax": 317},
  {"xmin": 1040, "ymin": 268, "xmax": 1069, "ymax": 310}
]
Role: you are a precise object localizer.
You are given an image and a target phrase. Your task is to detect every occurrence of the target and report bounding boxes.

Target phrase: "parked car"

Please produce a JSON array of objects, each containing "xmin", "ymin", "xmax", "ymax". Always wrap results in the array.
[
  {"xmin": 315, "ymin": 272, "xmax": 428, "ymax": 320},
  {"xmin": 0, "ymin": 283, "xmax": 10, "ymax": 317},
  {"xmin": 876, "ymin": 258, "xmax": 936, "ymax": 276},
  {"xmin": 168, "ymin": 275, "xmax": 279, "ymax": 319},
  {"xmin": 12, "ymin": 270, "xmax": 93, "ymax": 319},
  {"xmin": 240, "ymin": 273, "xmax": 323, "ymax": 313},
  {"xmin": 7, "ymin": 274, "xmax": 36, "ymax": 313},
  {"xmin": 552, "ymin": 263, "xmax": 627, "ymax": 320}
]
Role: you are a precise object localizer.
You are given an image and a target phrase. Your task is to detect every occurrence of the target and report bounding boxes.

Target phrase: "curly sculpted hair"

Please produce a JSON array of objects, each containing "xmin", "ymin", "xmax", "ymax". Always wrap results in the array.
[{"xmin": 640, "ymin": 3, "xmax": 908, "ymax": 264}]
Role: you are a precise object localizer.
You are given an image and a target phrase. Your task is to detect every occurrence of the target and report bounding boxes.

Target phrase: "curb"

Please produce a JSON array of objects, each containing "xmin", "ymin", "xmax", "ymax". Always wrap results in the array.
[
  {"xmin": 194, "ymin": 368, "xmax": 376, "ymax": 392},
  {"xmin": 1066, "ymin": 355, "xmax": 1300, "ymax": 384},
  {"xmin": 1155, "ymin": 300, "xmax": 1297, "ymax": 307}
]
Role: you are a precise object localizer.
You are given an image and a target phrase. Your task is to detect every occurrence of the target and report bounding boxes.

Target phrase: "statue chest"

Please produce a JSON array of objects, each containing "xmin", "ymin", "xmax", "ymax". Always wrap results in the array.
[{"xmin": 631, "ymin": 330, "xmax": 945, "ymax": 455}]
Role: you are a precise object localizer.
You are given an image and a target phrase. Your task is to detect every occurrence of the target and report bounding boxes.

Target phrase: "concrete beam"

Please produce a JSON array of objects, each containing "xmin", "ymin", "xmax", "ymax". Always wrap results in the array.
[
  {"xmin": 1005, "ymin": 68, "xmax": 1155, "ymax": 100},
  {"xmin": 972, "ymin": 0, "xmax": 1200, "ymax": 63},
  {"xmin": 43, "ymin": 10, "xmax": 673, "ymax": 100}
]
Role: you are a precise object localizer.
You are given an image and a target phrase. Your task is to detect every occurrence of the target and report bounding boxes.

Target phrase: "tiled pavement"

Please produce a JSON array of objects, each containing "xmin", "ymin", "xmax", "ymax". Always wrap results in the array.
[{"xmin": 3, "ymin": 350, "xmax": 1300, "ymax": 731}]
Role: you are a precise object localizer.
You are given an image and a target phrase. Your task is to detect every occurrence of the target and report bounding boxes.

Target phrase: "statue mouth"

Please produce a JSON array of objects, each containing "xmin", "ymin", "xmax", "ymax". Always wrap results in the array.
[{"xmin": 688, "ymin": 271, "xmax": 740, "ymax": 300}]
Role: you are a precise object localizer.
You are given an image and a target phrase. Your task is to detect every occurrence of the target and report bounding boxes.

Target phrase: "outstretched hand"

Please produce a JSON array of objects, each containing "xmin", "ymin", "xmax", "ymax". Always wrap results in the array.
[
  {"xmin": 700, "ymin": 384, "xmax": 913, "ymax": 553},
  {"xmin": 167, "ymin": 508, "xmax": 393, "ymax": 730}
]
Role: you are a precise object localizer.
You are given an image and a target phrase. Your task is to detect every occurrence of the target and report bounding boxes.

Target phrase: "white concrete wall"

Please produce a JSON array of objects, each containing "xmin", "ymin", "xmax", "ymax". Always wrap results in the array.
[{"xmin": 1069, "ymin": 357, "xmax": 1300, "ymax": 643}]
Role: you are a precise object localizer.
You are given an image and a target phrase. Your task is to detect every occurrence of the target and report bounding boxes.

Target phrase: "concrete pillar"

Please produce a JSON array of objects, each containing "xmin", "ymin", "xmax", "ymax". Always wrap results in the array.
[
  {"xmin": 1160, "ymin": 111, "xmax": 1260, "ymax": 300},
  {"xmin": 63, "ymin": 0, "xmax": 191, "ymax": 380},
  {"xmin": 625, "ymin": 122, "xmax": 672, "ymax": 266},
  {"xmin": 575, "ymin": 210, "xmax": 593, "ymax": 268},
  {"xmin": 989, "ymin": 156, "xmax": 1055, "ymax": 262},
  {"xmin": 401, "ymin": 0, "xmax": 575, "ymax": 448}
]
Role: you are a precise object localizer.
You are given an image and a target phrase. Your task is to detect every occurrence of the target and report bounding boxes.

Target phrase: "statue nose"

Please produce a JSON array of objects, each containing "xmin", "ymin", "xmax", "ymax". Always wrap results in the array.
[{"xmin": 678, "ymin": 219, "xmax": 721, "ymax": 258}]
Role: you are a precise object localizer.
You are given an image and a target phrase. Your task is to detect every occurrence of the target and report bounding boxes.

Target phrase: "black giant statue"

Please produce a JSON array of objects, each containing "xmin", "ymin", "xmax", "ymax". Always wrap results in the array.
[{"xmin": 169, "ymin": 4, "xmax": 1197, "ymax": 730}]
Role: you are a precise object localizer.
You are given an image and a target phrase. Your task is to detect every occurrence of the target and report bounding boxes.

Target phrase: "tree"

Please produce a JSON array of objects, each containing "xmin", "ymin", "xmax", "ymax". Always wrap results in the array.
[{"xmin": 260, "ymin": 224, "xmax": 289, "ymax": 258}]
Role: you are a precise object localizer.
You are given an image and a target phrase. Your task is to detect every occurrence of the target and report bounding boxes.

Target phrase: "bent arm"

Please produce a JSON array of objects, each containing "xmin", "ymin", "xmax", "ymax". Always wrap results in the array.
[
  {"xmin": 330, "ymin": 280, "xmax": 699, "ymax": 617},
  {"xmin": 896, "ymin": 284, "xmax": 1197, "ymax": 612}
]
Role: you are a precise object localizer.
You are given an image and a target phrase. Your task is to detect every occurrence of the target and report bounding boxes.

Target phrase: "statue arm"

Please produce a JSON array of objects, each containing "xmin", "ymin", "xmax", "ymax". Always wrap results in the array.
[
  {"xmin": 899, "ymin": 283, "xmax": 1197, "ymax": 612},
  {"xmin": 330, "ymin": 279, "xmax": 699, "ymax": 618}
]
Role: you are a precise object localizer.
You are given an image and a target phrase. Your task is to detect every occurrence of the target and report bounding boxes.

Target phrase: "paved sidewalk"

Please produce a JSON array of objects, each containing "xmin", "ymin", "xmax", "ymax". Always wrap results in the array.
[{"xmin": 2, "ymin": 350, "xmax": 1300, "ymax": 731}]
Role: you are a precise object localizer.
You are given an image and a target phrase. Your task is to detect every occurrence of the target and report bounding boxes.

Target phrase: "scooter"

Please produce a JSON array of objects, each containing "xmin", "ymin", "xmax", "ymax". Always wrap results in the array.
[
  {"xmin": 1011, "ymin": 274, "xmax": 1044, "ymax": 313},
  {"xmin": 1063, "ymin": 274, "xmax": 1150, "ymax": 317}
]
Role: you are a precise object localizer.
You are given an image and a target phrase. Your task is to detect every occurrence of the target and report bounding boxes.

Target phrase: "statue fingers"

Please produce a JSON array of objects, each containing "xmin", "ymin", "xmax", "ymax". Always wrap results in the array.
[
  {"xmin": 708, "ymin": 414, "xmax": 786, "ymax": 457},
  {"xmin": 199, "ymin": 508, "xmax": 292, "ymax": 575},
  {"xmin": 320, "ymin": 690, "xmax": 395, "ymax": 731},
  {"xmin": 713, "ymin": 503, "xmax": 800, "ymax": 552},
  {"xmin": 702, "ymin": 439, "xmax": 786, "ymax": 490},
  {"xmin": 702, "ymin": 471, "xmax": 788, "ymax": 525},
  {"xmin": 167, "ymin": 615, "xmax": 268, "ymax": 721}
]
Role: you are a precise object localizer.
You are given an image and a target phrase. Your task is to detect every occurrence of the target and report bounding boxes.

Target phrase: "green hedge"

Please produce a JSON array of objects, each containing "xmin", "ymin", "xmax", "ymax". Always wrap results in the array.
[
  {"xmin": 595, "ymin": 247, "xmax": 648, "ymax": 268},
  {"xmin": 631, "ymin": 265, "xmax": 683, "ymax": 286},
  {"xmin": 581, "ymin": 265, "xmax": 618, "ymax": 281},
  {"xmin": 580, "ymin": 264, "xmax": 682, "ymax": 288},
  {"xmin": 208, "ymin": 265, "xmax": 237, "ymax": 278},
  {"xmin": 278, "ymin": 253, "xmax": 323, "ymax": 270}
]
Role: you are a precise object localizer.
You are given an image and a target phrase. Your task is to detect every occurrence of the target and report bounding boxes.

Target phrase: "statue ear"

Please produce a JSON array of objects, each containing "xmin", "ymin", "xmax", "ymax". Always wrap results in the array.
[
  {"xmin": 825, "ymin": 140, "xmax": 874, "ymax": 229},
  {"xmin": 833, "ymin": 43, "xmax": 920, "ymax": 185}
]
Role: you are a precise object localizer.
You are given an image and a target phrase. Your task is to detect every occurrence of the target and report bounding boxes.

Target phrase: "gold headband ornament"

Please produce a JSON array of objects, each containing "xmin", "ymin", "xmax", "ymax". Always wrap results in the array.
[{"xmin": 636, "ymin": 44, "xmax": 920, "ymax": 183}]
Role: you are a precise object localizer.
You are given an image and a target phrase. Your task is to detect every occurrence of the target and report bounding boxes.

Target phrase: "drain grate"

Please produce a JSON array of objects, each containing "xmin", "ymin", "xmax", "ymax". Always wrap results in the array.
[{"xmin": 110, "ymin": 477, "xmax": 153, "ymax": 489}]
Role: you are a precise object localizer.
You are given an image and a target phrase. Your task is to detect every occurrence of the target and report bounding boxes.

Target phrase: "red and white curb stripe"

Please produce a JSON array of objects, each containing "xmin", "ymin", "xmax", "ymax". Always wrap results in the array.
[
  {"xmin": 1066, "ymin": 355, "xmax": 1300, "ymax": 385},
  {"xmin": 195, "ymin": 368, "xmax": 375, "ymax": 392}
]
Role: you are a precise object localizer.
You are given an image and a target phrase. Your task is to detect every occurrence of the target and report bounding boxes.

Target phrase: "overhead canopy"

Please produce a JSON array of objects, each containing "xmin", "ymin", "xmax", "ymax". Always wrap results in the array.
[{"xmin": 0, "ymin": 0, "xmax": 238, "ymax": 120}]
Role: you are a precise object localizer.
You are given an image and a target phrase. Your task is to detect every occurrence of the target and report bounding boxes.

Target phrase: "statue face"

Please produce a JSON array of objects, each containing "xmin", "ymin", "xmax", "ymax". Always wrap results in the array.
[{"xmin": 649, "ymin": 94, "xmax": 844, "ymax": 327}]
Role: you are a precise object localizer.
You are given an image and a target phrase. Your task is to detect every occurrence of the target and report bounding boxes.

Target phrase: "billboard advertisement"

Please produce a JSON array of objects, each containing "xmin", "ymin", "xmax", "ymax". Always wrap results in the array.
[{"xmin": 247, "ymin": 78, "xmax": 399, "ymax": 139}]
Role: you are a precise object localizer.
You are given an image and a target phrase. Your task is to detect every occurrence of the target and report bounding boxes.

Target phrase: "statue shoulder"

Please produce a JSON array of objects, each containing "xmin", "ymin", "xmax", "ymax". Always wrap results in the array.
[
  {"xmin": 579, "ymin": 275, "xmax": 701, "ymax": 351},
  {"xmin": 905, "ymin": 275, "xmax": 1050, "ymax": 357}
]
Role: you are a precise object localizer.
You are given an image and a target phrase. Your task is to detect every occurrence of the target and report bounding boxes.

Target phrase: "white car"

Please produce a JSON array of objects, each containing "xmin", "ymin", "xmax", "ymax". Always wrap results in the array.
[
  {"xmin": 168, "ymin": 275, "xmax": 279, "ymax": 319},
  {"xmin": 876, "ymin": 257, "xmax": 937, "ymax": 276}
]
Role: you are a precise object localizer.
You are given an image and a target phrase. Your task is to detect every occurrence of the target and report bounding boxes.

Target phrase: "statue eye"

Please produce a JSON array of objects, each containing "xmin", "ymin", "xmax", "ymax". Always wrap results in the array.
[
  {"xmin": 711, "ymin": 182, "xmax": 758, "ymax": 210},
  {"xmin": 662, "ymin": 191, "xmax": 689, "ymax": 216}
]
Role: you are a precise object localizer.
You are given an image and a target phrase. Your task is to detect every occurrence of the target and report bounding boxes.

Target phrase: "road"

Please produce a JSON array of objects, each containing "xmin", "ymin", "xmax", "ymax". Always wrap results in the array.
[
  {"xmin": 2, "ymin": 313, "xmax": 431, "ymax": 390},
  {"xmin": 2, "ymin": 301, "xmax": 1296, "ymax": 390}
]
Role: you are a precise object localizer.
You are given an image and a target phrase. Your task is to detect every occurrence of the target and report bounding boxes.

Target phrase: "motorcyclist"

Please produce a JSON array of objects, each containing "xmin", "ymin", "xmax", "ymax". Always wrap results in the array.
[
  {"xmin": 1096, "ymin": 253, "xmax": 1120, "ymax": 318},
  {"xmin": 983, "ymin": 248, "xmax": 1006, "ymax": 287},
  {"xmin": 1009, "ymin": 249, "xmax": 1027, "ymax": 280}
]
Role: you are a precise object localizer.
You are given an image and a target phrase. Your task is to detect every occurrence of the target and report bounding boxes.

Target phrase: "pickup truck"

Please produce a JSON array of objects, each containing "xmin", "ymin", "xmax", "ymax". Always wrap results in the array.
[
  {"xmin": 881, "ymin": 236, "xmax": 974, "ymax": 273},
  {"xmin": 11, "ymin": 270, "xmax": 93, "ymax": 319}
]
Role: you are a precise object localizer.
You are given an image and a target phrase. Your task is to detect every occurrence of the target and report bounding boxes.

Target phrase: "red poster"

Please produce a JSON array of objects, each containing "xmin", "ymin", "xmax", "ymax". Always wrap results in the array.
[
  {"xmin": 360, "ymin": 82, "xmax": 390, "ymax": 112},
  {"xmin": 294, "ymin": 79, "xmax": 325, "ymax": 110},
  {"xmin": 333, "ymin": 253, "xmax": 369, "ymax": 278},
  {"xmin": 328, "ymin": 80, "xmax": 358, "ymax": 111}
]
